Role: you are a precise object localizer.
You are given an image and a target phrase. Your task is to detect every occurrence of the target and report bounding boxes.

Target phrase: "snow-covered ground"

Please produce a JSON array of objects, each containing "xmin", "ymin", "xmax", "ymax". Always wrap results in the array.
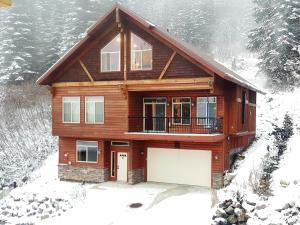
[{"xmin": 0, "ymin": 152, "xmax": 213, "ymax": 225}]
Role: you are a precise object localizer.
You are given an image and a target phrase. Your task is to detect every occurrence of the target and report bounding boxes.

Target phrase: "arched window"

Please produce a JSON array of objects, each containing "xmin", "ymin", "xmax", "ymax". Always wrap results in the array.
[
  {"xmin": 101, "ymin": 34, "xmax": 121, "ymax": 72},
  {"xmin": 131, "ymin": 33, "xmax": 152, "ymax": 70}
]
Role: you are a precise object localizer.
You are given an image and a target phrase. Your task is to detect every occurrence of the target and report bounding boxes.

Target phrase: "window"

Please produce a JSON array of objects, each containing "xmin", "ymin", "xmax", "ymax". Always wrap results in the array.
[
  {"xmin": 101, "ymin": 34, "xmax": 120, "ymax": 72},
  {"xmin": 63, "ymin": 97, "xmax": 80, "ymax": 123},
  {"xmin": 131, "ymin": 33, "xmax": 152, "ymax": 70},
  {"xmin": 85, "ymin": 96, "xmax": 104, "ymax": 124},
  {"xmin": 172, "ymin": 97, "xmax": 191, "ymax": 125},
  {"xmin": 241, "ymin": 91, "xmax": 246, "ymax": 125},
  {"xmin": 111, "ymin": 141, "xmax": 129, "ymax": 146},
  {"xmin": 76, "ymin": 141, "xmax": 98, "ymax": 163},
  {"xmin": 197, "ymin": 97, "xmax": 217, "ymax": 126}
]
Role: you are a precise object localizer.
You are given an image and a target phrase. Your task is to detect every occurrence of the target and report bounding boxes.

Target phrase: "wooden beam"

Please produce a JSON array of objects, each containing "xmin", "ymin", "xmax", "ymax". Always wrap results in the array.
[
  {"xmin": 126, "ymin": 83, "xmax": 211, "ymax": 92},
  {"xmin": 0, "ymin": 0, "xmax": 12, "ymax": 7},
  {"xmin": 123, "ymin": 32, "xmax": 127, "ymax": 81},
  {"xmin": 159, "ymin": 51, "xmax": 176, "ymax": 80},
  {"xmin": 53, "ymin": 77, "xmax": 213, "ymax": 87},
  {"xmin": 78, "ymin": 60, "xmax": 94, "ymax": 82}
]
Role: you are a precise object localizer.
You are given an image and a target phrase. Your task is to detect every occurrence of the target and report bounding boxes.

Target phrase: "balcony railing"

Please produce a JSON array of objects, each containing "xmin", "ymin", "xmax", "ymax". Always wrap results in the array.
[{"xmin": 128, "ymin": 117, "xmax": 223, "ymax": 134}]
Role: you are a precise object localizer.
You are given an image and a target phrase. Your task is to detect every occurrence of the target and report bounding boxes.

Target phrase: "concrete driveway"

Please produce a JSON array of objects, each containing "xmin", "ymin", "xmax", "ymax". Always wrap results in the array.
[{"xmin": 44, "ymin": 181, "xmax": 214, "ymax": 225}]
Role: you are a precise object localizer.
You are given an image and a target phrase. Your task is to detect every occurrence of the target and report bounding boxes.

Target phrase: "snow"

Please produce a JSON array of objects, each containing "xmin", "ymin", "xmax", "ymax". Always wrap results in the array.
[{"xmin": 1, "ymin": 152, "xmax": 213, "ymax": 225}]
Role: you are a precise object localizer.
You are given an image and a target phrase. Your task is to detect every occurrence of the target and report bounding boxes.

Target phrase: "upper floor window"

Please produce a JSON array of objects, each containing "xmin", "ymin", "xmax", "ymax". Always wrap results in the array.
[
  {"xmin": 172, "ymin": 97, "xmax": 191, "ymax": 125},
  {"xmin": 197, "ymin": 97, "xmax": 217, "ymax": 126},
  {"xmin": 101, "ymin": 34, "xmax": 121, "ymax": 72},
  {"xmin": 85, "ymin": 96, "xmax": 104, "ymax": 124},
  {"xmin": 63, "ymin": 97, "xmax": 80, "ymax": 123},
  {"xmin": 131, "ymin": 33, "xmax": 152, "ymax": 70},
  {"xmin": 76, "ymin": 141, "xmax": 98, "ymax": 163}
]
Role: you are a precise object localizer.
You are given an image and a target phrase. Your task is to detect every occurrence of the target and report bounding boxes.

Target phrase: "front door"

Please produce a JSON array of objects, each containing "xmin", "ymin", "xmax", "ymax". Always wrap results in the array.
[
  {"xmin": 117, "ymin": 152, "xmax": 128, "ymax": 182},
  {"xmin": 143, "ymin": 98, "xmax": 166, "ymax": 132}
]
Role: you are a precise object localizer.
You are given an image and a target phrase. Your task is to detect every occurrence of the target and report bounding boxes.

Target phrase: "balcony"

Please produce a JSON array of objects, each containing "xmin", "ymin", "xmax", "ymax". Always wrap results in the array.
[{"xmin": 128, "ymin": 117, "xmax": 223, "ymax": 134}]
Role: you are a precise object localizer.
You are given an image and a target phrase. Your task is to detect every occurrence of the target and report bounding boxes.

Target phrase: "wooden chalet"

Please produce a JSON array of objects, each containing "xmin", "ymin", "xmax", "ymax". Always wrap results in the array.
[{"xmin": 37, "ymin": 4, "xmax": 264, "ymax": 188}]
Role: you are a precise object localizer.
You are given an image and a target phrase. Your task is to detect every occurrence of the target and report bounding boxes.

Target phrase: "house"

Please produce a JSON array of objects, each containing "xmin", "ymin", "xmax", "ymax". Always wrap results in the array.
[{"xmin": 37, "ymin": 4, "xmax": 263, "ymax": 188}]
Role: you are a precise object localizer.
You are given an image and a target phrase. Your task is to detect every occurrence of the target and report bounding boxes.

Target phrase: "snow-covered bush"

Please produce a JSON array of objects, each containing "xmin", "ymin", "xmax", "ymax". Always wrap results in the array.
[{"xmin": 0, "ymin": 83, "xmax": 57, "ymax": 189}]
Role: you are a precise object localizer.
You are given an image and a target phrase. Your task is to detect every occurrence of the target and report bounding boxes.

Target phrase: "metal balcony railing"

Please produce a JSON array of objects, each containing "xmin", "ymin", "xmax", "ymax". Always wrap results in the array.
[{"xmin": 128, "ymin": 117, "xmax": 223, "ymax": 134}]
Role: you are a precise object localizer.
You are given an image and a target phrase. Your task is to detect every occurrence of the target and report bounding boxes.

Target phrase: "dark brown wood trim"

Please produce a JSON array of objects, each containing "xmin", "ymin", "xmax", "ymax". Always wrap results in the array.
[
  {"xmin": 159, "ymin": 51, "xmax": 176, "ymax": 80},
  {"xmin": 78, "ymin": 60, "xmax": 94, "ymax": 82}
]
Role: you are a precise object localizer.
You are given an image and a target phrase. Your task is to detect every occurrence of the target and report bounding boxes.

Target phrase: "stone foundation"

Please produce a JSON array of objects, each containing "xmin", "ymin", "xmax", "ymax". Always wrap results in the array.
[
  {"xmin": 128, "ymin": 168, "xmax": 144, "ymax": 184},
  {"xmin": 58, "ymin": 164, "xmax": 109, "ymax": 183},
  {"xmin": 212, "ymin": 172, "xmax": 223, "ymax": 189}
]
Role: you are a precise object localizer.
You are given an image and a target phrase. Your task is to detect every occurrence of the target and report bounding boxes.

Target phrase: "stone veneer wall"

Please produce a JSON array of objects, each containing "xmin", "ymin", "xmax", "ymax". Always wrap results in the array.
[
  {"xmin": 128, "ymin": 168, "xmax": 144, "ymax": 184},
  {"xmin": 58, "ymin": 165, "xmax": 109, "ymax": 183},
  {"xmin": 212, "ymin": 172, "xmax": 223, "ymax": 189}
]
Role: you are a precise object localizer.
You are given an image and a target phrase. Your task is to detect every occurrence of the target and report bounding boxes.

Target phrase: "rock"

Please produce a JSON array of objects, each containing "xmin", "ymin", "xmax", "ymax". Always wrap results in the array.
[
  {"xmin": 280, "ymin": 179, "xmax": 290, "ymax": 187},
  {"xmin": 255, "ymin": 210, "xmax": 268, "ymax": 221},
  {"xmin": 246, "ymin": 199, "xmax": 256, "ymax": 206},
  {"xmin": 224, "ymin": 206, "xmax": 234, "ymax": 215},
  {"xmin": 1, "ymin": 211, "xmax": 9, "ymax": 216},
  {"xmin": 41, "ymin": 214, "xmax": 49, "ymax": 220},
  {"xmin": 256, "ymin": 203, "xmax": 268, "ymax": 210},
  {"xmin": 288, "ymin": 201, "xmax": 296, "ymax": 208},
  {"xmin": 213, "ymin": 217, "xmax": 227, "ymax": 225},
  {"xmin": 227, "ymin": 214, "xmax": 238, "ymax": 224},
  {"xmin": 215, "ymin": 208, "xmax": 228, "ymax": 218},
  {"xmin": 242, "ymin": 201, "xmax": 255, "ymax": 212},
  {"xmin": 237, "ymin": 211, "xmax": 248, "ymax": 222},
  {"xmin": 22, "ymin": 176, "xmax": 28, "ymax": 183},
  {"xmin": 38, "ymin": 208, "xmax": 43, "ymax": 214},
  {"xmin": 282, "ymin": 203, "xmax": 290, "ymax": 210}
]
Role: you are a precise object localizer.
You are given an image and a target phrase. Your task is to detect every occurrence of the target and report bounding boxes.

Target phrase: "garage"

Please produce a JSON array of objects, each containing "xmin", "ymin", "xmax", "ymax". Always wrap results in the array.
[{"xmin": 147, "ymin": 148, "xmax": 212, "ymax": 187}]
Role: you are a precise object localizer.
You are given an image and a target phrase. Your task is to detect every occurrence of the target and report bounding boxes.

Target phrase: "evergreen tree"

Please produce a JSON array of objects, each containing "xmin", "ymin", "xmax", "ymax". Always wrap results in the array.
[{"xmin": 248, "ymin": 0, "xmax": 300, "ymax": 89}]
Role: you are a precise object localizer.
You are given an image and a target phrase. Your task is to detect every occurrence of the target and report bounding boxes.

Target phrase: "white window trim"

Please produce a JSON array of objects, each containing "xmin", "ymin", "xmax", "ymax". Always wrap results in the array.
[
  {"xmin": 130, "ymin": 32, "xmax": 153, "ymax": 71},
  {"xmin": 76, "ymin": 140, "xmax": 98, "ymax": 163},
  {"xmin": 111, "ymin": 141, "xmax": 130, "ymax": 146},
  {"xmin": 62, "ymin": 96, "xmax": 80, "ymax": 124},
  {"xmin": 171, "ymin": 97, "xmax": 191, "ymax": 125},
  {"xmin": 100, "ymin": 34, "xmax": 121, "ymax": 72},
  {"xmin": 85, "ymin": 96, "xmax": 105, "ymax": 124},
  {"xmin": 196, "ymin": 97, "xmax": 217, "ymax": 126}
]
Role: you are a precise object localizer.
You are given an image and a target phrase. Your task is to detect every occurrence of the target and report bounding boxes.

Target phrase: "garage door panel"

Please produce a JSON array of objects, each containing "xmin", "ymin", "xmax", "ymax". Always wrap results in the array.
[
  {"xmin": 147, "ymin": 148, "xmax": 211, "ymax": 187},
  {"xmin": 147, "ymin": 148, "xmax": 178, "ymax": 184}
]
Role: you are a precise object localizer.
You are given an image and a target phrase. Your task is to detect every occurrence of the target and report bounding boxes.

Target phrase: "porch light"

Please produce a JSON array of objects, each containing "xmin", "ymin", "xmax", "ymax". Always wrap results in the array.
[
  {"xmin": 167, "ymin": 101, "xmax": 171, "ymax": 107},
  {"xmin": 191, "ymin": 101, "xmax": 195, "ymax": 107},
  {"xmin": 214, "ymin": 154, "xmax": 219, "ymax": 160},
  {"xmin": 140, "ymin": 151, "xmax": 144, "ymax": 156}
]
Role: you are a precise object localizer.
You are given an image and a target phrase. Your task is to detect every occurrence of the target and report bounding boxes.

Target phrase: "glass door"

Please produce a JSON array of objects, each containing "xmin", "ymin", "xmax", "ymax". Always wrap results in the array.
[{"xmin": 143, "ymin": 98, "xmax": 166, "ymax": 132}]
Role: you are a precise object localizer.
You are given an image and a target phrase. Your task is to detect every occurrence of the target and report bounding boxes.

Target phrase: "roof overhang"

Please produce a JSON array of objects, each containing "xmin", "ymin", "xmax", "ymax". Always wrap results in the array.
[{"xmin": 37, "ymin": 3, "xmax": 265, "ymax": 95}]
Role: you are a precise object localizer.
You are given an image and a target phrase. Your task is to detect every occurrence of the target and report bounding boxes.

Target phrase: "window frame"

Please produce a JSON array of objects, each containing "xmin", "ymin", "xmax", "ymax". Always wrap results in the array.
[
  {"xmin": 100, "ymin": 34, "xmax": 121, "ymax": 72},
  {"xmin": 62, "ymin": 96, "xmax": 80, "ymax": 124},
  {"xmin": 196, "ymin": 96, "xmax": 217, "ymax": 126},
  {"xmin": 85, "ymin": 96, "xmax": 105, "ymax": 124},
  {"xmin": 171, "ymin": 97, "xmax": 191, "ymax": 125},
  {"xmin": 76, "ymin": 140, "xmax": 98, "ymax": 163},
  {"xmin": 130, "ymin": 32, "xmax": 153, "ymax": 71}
]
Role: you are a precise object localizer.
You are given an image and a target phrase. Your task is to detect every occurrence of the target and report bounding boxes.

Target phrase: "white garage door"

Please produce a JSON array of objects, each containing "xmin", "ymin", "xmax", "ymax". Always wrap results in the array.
[{"xmin": 147, "ymin": 148, "xmax": 211, "ymax": 187}]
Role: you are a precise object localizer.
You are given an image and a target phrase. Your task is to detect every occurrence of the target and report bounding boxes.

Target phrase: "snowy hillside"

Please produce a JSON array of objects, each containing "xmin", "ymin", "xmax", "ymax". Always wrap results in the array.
[{"xmin": 0, "ymin": 0, "xmax": 254, "ymax": 83}]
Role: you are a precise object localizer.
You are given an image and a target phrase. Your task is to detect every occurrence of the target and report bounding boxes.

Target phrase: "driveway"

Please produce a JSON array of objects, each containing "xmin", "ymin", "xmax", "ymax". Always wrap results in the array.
[{"xmin": 43, "ymin": 181, "xmax": 214, "ymax": 225}]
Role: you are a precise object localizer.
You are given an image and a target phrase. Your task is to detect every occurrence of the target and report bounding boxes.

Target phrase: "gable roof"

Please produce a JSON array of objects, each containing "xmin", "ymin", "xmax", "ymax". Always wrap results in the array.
[{"xmin": 37, "ymin": 3, "xmax": 264, "ymax": 94}]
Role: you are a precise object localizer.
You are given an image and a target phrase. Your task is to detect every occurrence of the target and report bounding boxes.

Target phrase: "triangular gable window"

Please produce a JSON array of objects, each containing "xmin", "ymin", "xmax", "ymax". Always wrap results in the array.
[
  {"xmin": 101, "ymin": 34, "xmax": 121, "ymax": 72},
  {"xmin": 131, "ymin": 33, "xmax": 152, "ymax": 70}
]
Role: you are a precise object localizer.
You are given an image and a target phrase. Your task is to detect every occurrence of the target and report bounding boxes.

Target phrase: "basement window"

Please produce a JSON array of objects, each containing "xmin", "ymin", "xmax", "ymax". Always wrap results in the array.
[
  {"xmin": 76, "ymin": 141, "xmax": 98, "ymax": 163},
  {"xmin": 101, "ymin": 34, "xmax": 121, "ymax": 72},
  {"xmin": 131, "ymin": 33, "xmax": 152, "ymax": 70}
]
